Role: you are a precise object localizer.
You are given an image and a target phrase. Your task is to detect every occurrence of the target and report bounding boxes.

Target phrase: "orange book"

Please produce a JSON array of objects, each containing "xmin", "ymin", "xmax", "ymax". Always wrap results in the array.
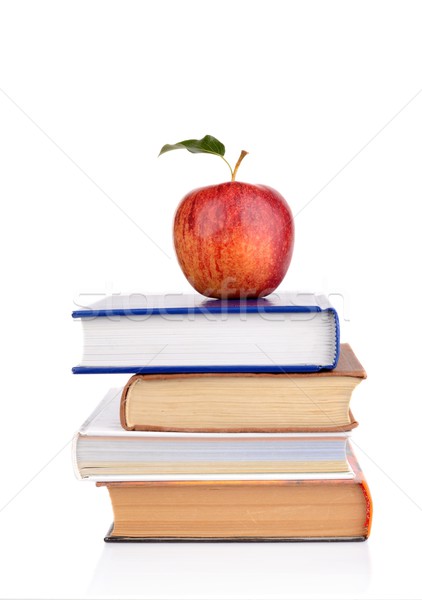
[{"xmin": 98, "ymin": 445, "xmax": 372, "ymax": 542}]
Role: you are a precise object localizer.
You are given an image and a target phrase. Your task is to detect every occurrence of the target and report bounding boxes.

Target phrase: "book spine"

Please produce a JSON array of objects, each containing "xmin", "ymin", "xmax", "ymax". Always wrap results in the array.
[
  {"xmin": 360, "ymin": 480, "xmax": 373, "ymax": 538},
  {"xmin": 330, "ymin": 307, "xmax": 341, "ymax": 369},
  {"xmin": 71, "ymin": 434, "xmax": 82, "ymax": 480},
  {"xmin": 120, "ymin": 376, "xmax": 137, "ymax": 431}
]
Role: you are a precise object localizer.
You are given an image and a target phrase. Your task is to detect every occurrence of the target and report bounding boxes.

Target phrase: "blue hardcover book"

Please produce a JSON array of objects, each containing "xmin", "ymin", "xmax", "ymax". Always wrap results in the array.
[{"xmin": 72, "ymin": 292, "xmax": 339, "ymax": 374}]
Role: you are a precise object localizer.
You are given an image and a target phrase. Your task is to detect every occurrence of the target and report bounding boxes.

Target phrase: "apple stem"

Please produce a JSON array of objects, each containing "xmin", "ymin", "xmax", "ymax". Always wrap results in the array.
[
  {"xmin": 220, "ymin": 156, "xmax": 234, "ymax": 180},
  {"xmin": 231, "ymin": 150, "xmax": 248, "ymax": 181}
]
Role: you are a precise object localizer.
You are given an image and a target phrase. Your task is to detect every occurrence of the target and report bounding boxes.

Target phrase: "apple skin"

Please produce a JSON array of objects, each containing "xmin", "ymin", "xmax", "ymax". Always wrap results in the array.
[{"xmin": 173, "ymin": 181, "xmax": 294, "ymax": 299}]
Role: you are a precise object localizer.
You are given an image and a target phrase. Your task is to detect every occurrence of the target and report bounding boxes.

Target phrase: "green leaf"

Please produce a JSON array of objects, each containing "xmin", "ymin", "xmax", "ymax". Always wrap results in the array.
[{"xmin": 159, "ymin": 135, "xmax": 225, "ymax": 158}]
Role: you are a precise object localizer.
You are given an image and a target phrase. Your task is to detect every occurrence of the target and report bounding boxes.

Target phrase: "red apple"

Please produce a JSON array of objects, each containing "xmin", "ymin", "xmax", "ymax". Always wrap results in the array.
[
  {"xmin": 173, "ymin": 182, "xmax": 294, "ymax": 299},
  {"xmin": 160, "ymin": 135, "xmax": 294, "ymax": 299}
]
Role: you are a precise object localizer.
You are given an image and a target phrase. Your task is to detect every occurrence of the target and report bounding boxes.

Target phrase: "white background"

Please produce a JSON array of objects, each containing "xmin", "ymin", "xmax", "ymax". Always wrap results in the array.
[{"xmin": 1, "ymin": 1, "xmax": 422, "ymax": 598}]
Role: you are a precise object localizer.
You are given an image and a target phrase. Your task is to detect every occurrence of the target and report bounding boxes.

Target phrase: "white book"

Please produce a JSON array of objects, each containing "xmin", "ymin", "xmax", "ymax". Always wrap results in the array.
[{"xmin": 73, "ymin": 389, "xmax": 354, "ymax": 482}]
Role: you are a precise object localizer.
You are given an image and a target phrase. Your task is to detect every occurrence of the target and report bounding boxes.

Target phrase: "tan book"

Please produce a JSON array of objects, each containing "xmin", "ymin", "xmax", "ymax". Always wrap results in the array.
[
  {"xmin": 120, "ymin": 343, "xmax": 366, "ymax": 433},
  {"xmin": 99, "ymin": 446, "xmax": 372, "ymax": 542}
]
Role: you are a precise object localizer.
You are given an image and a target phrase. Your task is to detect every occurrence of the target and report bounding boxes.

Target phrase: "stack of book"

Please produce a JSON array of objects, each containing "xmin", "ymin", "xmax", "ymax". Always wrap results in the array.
[{"xmin": 72, "ymin": 293, "xmax": 372, "ymax": 541}]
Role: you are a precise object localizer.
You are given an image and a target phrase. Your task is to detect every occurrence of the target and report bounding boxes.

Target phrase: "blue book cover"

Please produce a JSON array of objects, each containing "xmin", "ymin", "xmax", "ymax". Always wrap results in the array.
[{"xmin": 72, "ymin": 292, "xmax": 339, "ymax": 374}]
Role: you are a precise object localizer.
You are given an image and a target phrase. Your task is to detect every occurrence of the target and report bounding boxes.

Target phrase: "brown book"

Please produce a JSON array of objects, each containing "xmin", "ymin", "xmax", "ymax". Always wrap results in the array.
[
  {"xmin": 120, "ymin": 343, "xmax": 366, "ymax": 433},
  {"xmin": 98, "ymin": 446, "xmax": 372, "ymax": 542}
]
